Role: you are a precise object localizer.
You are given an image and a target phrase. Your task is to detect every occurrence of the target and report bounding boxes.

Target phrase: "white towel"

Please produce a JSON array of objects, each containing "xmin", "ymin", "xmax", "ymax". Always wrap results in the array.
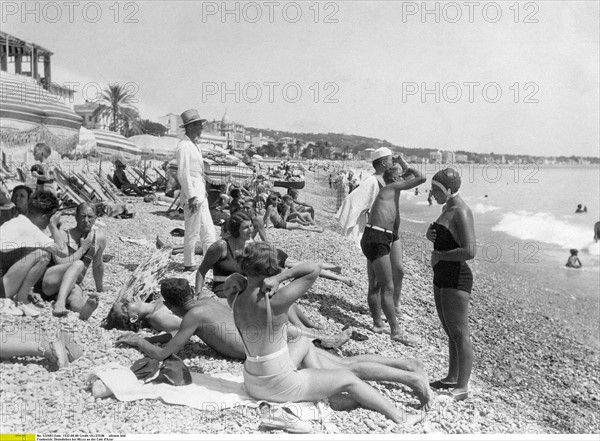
[
  {"xmin": 335, "ymin": 175, "xmax": 381, "ymax": 247},
  {"xmin": 89, "ymin": 363, "xmax": 333, "ymax": 423}
]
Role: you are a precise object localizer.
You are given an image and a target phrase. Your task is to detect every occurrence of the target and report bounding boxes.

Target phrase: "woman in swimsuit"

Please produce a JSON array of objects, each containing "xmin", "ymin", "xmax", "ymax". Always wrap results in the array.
[
  {"xmin": 196, "ymin": 212, "xmax": 353, "ymax": 298},
  {"xmin": 426, "ymin": 168, "xmax": 476, "ymax": 402},
  {"xmin": 228, "ymin": 242, "xmax": 408, "ymax": 423},
  {"xmin": 263, "ymin": 195, "xmax": 323, "ymax": 233}
]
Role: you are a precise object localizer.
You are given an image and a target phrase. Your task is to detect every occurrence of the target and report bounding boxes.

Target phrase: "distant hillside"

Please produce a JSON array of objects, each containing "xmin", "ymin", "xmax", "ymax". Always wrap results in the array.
[
  {"xmin": 246, "ymin": 126, "xmax": 599, "ymax": 164},
  {"xmin": 246, "ymin": 127, "xmax": 394, "ymax": 151}
]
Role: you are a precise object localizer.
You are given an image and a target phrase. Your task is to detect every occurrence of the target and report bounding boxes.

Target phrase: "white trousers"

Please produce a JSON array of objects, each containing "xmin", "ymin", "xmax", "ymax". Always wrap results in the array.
[{"xmin": 183, "ymin": 200, "xmax": 216, "ymax": 267}]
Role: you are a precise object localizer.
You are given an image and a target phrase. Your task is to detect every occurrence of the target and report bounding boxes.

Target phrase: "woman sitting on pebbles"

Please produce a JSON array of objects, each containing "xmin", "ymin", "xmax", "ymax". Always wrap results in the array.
[
  {"xmin": 426, "ymin": 168, "xmax": 476, "ymax": 401},
  {"xmin": 114, "ymin": 276, "xmax": 433, "ymax": 411},
  {"xmin": 197, "ymin": 212, "xmax": 353, "ymax": 298},
  {"xmin": 263, "ymin": 195, "xmax": 323, "ymax": 233},
  {"xmin": 229, "ymin": 242, "xmax": 423, "ymax": 424}
]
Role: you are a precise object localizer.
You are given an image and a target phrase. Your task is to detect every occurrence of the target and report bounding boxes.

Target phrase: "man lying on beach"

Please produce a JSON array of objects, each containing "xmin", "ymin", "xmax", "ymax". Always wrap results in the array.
[
  {"xmin": 111, "ymin": 276, "xmax": 352, "ymax": 352},
  {"xmin": 32, "ymin": 202, "xmax": 105, "ymax": 319},
  {"xmin": 361, "ymin": 162, "xmax": 425, "ymax": 345},
  {"xmin": 115, "ymin": 277, "xmax": 433, "ymax": 410}
]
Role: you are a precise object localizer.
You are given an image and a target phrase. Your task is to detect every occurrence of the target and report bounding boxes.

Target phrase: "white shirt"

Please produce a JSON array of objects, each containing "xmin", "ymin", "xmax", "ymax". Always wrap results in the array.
[{"xmin": 0, "ymin": 215, "xmax": 53, "ymax": 251}]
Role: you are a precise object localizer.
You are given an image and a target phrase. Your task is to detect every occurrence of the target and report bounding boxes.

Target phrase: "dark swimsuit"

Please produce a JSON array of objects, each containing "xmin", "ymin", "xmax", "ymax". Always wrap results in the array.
[
  {"xmin": 212, "ymin": 239, "xmax": 288, "ymax": 293},
  {"xmin": 432, "ymin": 222, "xmax": 473, "ymax": 293}
]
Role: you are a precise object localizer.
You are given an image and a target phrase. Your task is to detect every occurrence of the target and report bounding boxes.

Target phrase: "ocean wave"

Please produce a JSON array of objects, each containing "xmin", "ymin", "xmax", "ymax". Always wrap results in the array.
[
  {"xmin": 493, "ymin": 212, "xmax": 598, "ymax": 253},
  {"xmin": 403, "ymin": 217, "xmax": 429, "ymax": 224},
  {"xmin": 472, "ymin": 203, "xmax": 501, "ymax": 215}
]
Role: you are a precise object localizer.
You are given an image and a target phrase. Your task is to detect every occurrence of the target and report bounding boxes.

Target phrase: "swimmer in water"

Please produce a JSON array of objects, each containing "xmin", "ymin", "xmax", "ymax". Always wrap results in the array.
[{"xmin": 565, "ymin": 249, "xmax": 582, "ymax": 269}]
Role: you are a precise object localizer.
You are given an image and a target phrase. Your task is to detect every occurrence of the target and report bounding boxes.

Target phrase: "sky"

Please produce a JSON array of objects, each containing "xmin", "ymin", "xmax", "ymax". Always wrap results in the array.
[{"xmin": 2, "ymin": 1, "xmax": 599, "ymax": 157}]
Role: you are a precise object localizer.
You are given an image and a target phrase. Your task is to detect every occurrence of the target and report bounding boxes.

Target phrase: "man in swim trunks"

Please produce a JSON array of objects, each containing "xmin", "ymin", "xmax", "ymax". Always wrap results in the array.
[
  {"xmin": 36, "ymin": 202, "xmax": 105, "ymax": 319},
  {"xmin": 361, "ymin": 159, "xmax": 425, "ymax": 345}
]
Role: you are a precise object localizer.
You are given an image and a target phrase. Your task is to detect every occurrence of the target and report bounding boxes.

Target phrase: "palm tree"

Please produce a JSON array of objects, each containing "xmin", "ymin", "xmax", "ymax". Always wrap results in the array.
[{"xmin": 92, "ymin": 84, "xmax": 140, "ymax": 136}]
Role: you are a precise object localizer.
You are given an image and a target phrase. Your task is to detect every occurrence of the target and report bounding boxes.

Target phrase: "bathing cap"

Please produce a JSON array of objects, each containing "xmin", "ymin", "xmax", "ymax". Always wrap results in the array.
[{"xmin": 432, "ymin": 168, "xmax": 461, "ymax": 195}]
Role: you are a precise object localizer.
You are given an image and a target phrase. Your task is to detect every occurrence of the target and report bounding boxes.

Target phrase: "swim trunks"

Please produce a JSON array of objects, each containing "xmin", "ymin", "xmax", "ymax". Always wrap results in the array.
[{"xmin": 360, "ymin": 226, "xmax": 398, "ymax": 262}]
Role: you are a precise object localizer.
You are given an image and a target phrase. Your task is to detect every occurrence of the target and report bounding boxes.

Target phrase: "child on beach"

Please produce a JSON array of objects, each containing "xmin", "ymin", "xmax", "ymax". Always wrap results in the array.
[
  {"xmin": 566, "ymin": 249, "xmax": 582, "ymax": 268},
  {"xmin": 361, "ymin": 159, "xmax": 425, "ymax": 345},
  {"xmin": 31, "ymin": 142, "xmax": 56, "ymax": 194}
]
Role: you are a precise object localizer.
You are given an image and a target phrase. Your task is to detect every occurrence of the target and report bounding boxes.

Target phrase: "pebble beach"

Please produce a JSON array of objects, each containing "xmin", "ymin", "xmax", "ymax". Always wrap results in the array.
[{"xmin": 1, "ymin": 170, "xmax": 599, "ymax": 436}]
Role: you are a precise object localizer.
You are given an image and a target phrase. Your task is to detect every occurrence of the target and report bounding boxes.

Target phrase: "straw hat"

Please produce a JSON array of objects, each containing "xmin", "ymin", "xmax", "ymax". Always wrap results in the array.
[{"xmin": 179, "ymin": 109, "xmax": 207, "ymax": 128}]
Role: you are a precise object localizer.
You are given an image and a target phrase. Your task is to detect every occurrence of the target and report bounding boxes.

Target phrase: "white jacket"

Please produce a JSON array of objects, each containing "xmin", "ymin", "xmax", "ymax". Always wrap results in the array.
[{"xmin": 176, "ymin": 135, "xmax": 206, "ymax": 204}]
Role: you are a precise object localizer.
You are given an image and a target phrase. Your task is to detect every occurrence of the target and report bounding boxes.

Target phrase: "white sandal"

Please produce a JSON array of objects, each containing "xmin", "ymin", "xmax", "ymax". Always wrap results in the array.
[{"xmin": 258, "ymin": 402, "xmax": 313, "ymax": 434}]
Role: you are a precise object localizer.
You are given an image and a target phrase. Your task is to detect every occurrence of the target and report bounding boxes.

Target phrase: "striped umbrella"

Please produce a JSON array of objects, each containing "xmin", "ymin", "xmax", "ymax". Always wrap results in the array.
[
  {"xmin": 0, "ymin": 77, "xmax": 82, "ymax": 155},
  {"xmin": 91, "ymin": 129, "xmax": 141, "ymax": 161},
  {"xmin": 0, "ymin": 77, "xmax": 82, "ymax": 132}
]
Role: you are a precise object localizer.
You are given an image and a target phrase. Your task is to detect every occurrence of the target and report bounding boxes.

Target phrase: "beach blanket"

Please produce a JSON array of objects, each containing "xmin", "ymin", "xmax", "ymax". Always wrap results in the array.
[
  {"xmin": 335, "ymin": 174, "xmax": 382, "ymax": 247},
  {"xmin": 89, "ymin": 363, "xmax": 334, "ymax": 425}
]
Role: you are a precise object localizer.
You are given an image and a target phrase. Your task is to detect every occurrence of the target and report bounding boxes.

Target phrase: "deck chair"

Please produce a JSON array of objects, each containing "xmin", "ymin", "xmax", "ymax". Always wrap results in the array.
[
  {"xmin": 94, "ymin": 172, "xmax": 125, "ymax": 204},
  {"xmin": 166, "ymin": 192, "xmax": 182, "ymax": 216},
  {"xmin": 131, "ymin": 167, "xmax": 159, "ymax": 190},
  {"xmin": 16, "ymin": 167, "xmax": 28, "ymax": 183}
]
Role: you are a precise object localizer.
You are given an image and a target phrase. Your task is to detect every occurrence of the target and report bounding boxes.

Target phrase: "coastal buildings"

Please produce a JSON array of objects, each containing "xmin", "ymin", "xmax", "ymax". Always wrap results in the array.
[
  {"xmin": 158, "ymin": 113, "xmax": 180, "ymax": 136},
  {"xmin": 208, "ymin": 111, "xmax": 246, "ymax": 153},
  {"xmin": 74, "ymin": 101, "xmax": 108, "ymax": 130},
  {"xmin": 429, "ymin": 150, "xmax": 442, "ymax": 163}
]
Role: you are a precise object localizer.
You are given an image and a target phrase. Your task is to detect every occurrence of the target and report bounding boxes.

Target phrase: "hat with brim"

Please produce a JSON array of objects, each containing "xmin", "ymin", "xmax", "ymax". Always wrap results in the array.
[
  {"xmin": 179, "ymin": 109, "xmax": 207, "ymax": 128},
  {"xmin": 372, "ymin": 147, "xmax": 393, "ymax": 161}
]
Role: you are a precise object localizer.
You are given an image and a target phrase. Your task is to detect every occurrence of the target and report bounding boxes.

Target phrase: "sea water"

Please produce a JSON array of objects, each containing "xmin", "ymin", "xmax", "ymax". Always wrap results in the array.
[{"xmin": 397, "ymin": 164, "xmax": 600, "ymax": 300}]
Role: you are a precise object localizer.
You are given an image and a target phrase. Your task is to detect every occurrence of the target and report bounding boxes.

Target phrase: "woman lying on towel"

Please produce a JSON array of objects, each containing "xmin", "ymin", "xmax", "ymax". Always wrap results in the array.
[
  {"xmin": 229, "ymin": 242, "xmax": 426, "ymax": 422},
  {"xmin": 263, "ymin": 195, "xmax": 323, "ymax": 233}
]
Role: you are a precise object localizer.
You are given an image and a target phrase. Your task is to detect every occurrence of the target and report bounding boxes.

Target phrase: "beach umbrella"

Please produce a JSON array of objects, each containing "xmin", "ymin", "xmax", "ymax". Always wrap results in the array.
[
  {"xmin": 91, "ymin": 129, "xmax": 141, "ymax": 161},
  {"xmin": 128, "ymin": 134, "xmax": 179, "ymax": 159}
]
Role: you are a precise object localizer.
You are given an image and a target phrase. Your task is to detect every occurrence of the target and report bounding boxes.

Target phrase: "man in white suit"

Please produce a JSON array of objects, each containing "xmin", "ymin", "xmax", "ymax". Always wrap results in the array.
[{"xmin": 176, "ymin": 109, "xmax": 216, "ymax": 271}]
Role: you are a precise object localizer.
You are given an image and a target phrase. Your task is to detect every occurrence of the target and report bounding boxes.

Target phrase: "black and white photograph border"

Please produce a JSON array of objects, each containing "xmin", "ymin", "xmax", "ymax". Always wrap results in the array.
[{"xmin": 0, "ymin": 1, "xmax": 598, "ymax": 439}]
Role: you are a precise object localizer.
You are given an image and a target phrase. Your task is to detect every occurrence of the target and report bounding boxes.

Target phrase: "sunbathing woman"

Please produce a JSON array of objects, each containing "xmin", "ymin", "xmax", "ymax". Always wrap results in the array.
[
  {"xmin": 263, "ymin": 195, "xmax": 323, "ymax": 233},
  {"xmin": 426, "ymin": 168, "xmax": 476, "ymax": 401},
  {"xmin": 229, "ymin": 242, "xmax": 413, "ymax": 423},
  {"xmin": 110, "ymin": 277, "xmax": 352, "ymax": 353}
]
